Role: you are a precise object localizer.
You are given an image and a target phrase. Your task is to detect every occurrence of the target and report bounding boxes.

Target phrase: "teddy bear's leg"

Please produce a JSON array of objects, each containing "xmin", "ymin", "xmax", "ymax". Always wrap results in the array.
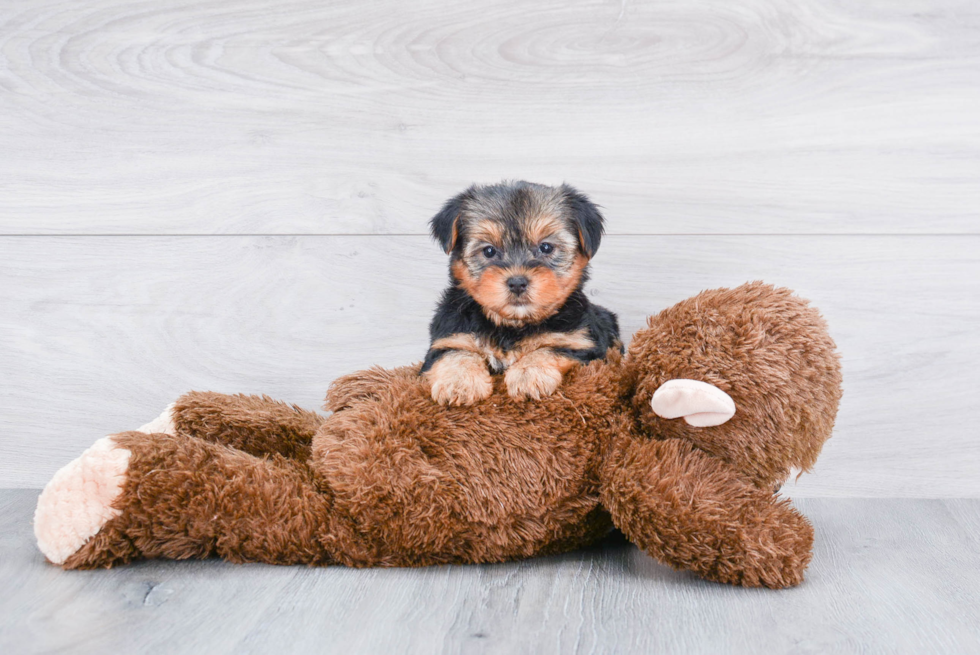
[
  {"xmin": 141, "ymin": 391, "xmax": 325, "ymax": 460},
  {"xmin": 35, "ymin": 430, "xmax": 334, "ymax": 569},
  {"xmin": 600, "ymin": 434, "xmax": 814, "ymax": 589}
]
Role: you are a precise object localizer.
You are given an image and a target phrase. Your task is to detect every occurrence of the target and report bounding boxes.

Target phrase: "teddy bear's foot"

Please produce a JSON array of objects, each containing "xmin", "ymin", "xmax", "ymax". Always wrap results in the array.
[
  {"xmin": 651, "ymin": 379, "xmax": 735, "ymax": 427},
  {"xmin": 34, "ymin": 436, "xmax": 132, "ymax": 565}
]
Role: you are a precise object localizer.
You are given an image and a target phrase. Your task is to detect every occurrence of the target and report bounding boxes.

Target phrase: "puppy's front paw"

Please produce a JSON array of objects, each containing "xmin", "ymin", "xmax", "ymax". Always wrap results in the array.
[
  {"xmin": 426, "ymin": 352, "xmax": 493, "ymax": 406},
  {"xmin": 505, "ymin": 357, "xmax": 565, "ymax": 401}
]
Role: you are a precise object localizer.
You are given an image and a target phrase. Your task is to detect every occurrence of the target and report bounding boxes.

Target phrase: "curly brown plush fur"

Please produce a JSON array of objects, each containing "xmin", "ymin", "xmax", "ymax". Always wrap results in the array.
[
  {"xmin": 36, "ymin": 282, "xmax": 842, "ymax": 589},
  {"xmin": 627, "ymin": 283, "xmax": 843, "ymax": 489}
]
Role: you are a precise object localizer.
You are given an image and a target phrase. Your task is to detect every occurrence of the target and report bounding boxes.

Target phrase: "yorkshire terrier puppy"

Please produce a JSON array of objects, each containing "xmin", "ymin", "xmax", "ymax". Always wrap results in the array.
[{"xmin": 421, "ymin": 181, "xmax": 621, "ymax": 405}]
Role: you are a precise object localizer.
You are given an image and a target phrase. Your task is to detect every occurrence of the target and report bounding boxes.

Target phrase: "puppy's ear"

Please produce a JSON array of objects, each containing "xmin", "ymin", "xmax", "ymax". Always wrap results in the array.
[
  {"xmin": 561, "ymin": 185, "xmax": 605, "ymax": 259},
  {"xmin": 430, "ymin": 193, "xmax": 467, "ymax": 254}
]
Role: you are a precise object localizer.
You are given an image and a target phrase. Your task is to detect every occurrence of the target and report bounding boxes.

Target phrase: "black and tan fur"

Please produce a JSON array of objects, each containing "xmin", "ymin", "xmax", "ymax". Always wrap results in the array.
[{"xmin": 420, "ymin": 181, "xmax": 621, "ymax": 404}]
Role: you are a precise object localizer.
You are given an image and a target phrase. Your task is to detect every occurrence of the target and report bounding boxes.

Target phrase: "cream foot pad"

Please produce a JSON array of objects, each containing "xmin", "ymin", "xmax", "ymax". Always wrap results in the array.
[
  {"xmin": 136, "ymin": 402, "xmax": 176, "ymax": 435},
  {"xmin": 34, "ymin": 436, "xmax": 131, "ymax": 565}
]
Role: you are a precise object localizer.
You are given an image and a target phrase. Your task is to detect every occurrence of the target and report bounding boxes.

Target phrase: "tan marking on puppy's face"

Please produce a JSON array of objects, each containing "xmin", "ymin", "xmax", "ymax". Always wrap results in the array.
[
  {"xmin": 525, "ymin": 214, "xmax": 566, "ymax": 247},
  {"xmin": 451, "ymin": 261, "xmax": 524, "ymax": 327},
  {"xmin": 467, "ymin": 219, "xmax": 505, "ymax": 249},
  {"xmin": 504, "ymin": 348, "xmax": 580, "ymax": 400},
  {"xmin": 445, "ymin": 183, "xmax": 598, "ymax": 327},
  {"xmin": 453, "ymin": 232, "xmax": 587, "ymax": 327},
  {"xmin": 519, "ymin": 253, "xmax": 588, "ymax": 323},
  {"xmin": 424, "ymin": 350, "xmax": 493, "ymax": 406}
]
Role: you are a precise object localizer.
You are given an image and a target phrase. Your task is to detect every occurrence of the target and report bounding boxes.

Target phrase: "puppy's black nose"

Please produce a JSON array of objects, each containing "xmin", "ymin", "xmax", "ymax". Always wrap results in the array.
[{"xmin": 507, "ymin": 276, "xmax": 529, "ymax": 296}]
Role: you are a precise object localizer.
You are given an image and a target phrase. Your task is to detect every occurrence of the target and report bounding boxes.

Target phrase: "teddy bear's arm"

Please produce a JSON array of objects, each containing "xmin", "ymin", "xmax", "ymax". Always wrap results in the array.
[
  {"xmin": 169, "ymin": 391, "xmax": 325, "ymax": 461},
  {"xmin": 600, "ymin": 434, "xmax": 813, "ymax": 589}
]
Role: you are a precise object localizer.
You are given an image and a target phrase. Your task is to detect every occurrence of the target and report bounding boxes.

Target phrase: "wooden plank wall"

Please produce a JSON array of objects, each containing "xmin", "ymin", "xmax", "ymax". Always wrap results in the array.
[{"xmin": 1, "ymin": 0, "xmax": 978, "ymax": 495}]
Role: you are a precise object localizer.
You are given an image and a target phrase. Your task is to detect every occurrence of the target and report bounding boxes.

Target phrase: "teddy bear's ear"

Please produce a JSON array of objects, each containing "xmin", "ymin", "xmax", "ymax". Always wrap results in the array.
[
  {"xmin": 560, "ymin": 184, "xmax": 604, "ymax": 259},
  {"xmin": 429, "ymin": 191, "xmax": 470, "ymax": 255},
  {"xmin": 651, "ymin": 379, "xmax": 736, "ymax": 427}
]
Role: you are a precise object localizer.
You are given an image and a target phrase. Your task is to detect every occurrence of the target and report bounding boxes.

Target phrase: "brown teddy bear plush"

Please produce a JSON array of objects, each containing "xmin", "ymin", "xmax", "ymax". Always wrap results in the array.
[{"xmin": 33, "ymin": 282, "xmax": 841, "ymax": 588}]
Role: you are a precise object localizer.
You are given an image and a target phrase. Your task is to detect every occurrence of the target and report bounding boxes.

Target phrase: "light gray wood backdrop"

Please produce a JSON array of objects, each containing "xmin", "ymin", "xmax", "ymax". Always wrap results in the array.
[{"xmin": 1, "ymin": 0, "xmax": 978, "ymax": 495}]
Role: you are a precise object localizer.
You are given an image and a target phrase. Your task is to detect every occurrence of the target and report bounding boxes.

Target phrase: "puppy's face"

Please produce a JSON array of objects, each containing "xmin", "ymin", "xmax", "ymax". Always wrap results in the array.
[{"xmin": 431, "ymin": 182, "xmax": 604, "ymax": 327}]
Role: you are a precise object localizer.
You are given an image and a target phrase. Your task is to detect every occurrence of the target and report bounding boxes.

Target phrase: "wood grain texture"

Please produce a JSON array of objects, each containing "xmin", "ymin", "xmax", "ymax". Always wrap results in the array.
[
  {"xmin": 3, "ymin": 3, "xmax": 979, "ymax": 647},
  {"xmin": 1, "ymin": 234, "xmax": 978, "ymax": 495},
  {"xmin": 2, "ymin": 491, "xmax": 979, "ymax": 654},
  {"xmin": 1, "ymin": 0, "xmax": 979, "ymax": 235}
]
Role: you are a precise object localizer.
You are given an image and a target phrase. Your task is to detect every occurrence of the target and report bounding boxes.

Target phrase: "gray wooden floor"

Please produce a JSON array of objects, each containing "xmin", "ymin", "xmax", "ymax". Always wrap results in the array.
[{"xmin": 2, "ymin": 490, "xmax": 979, "ymax": 654}]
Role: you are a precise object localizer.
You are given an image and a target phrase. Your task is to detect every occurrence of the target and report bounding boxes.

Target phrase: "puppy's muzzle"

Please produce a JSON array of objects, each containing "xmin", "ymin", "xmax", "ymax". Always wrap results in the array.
[{"xmin": 507, "ymin": 276, "xmax": 529, "ymax": 296}]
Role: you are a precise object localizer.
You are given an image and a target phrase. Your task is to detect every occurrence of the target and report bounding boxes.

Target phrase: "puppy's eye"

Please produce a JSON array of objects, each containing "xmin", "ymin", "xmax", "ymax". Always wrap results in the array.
[
  {"xmin": 538, "ymin": 242, "xmax": 555, "ymax": 255},
  {"xmin": 482, "ymin": 245, "xmax": 497, "ymax": 258}
]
